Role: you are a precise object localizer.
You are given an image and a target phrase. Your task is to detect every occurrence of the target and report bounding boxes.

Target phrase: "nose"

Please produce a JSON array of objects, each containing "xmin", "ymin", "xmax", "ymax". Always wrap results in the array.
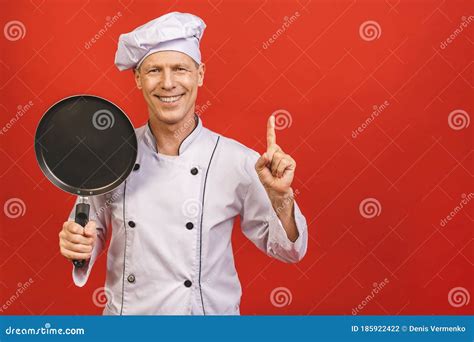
[{"xmin": 161, "ymin": 69, "xmax": 175, "ymax": 90}]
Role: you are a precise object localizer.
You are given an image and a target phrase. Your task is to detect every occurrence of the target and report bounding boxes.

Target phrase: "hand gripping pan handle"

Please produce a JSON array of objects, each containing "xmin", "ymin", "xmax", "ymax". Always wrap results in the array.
[{"xmin": 73, "ymin": 202, "xmax": 90, "ymax": 268}]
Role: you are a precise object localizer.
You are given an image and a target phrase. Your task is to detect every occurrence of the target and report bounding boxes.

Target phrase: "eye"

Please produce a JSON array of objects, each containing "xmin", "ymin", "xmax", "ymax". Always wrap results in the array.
[
  {"xmin": 148, "ymin": 68, "xmax": 158, "ymax": 73},
  {"xmin": 176, "ymin": 67, "xmax": 187, "ymax": 72}
]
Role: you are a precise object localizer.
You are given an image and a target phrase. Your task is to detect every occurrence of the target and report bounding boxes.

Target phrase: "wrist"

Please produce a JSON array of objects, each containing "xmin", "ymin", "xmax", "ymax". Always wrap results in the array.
[{"xmin": 269, "ymin": 188, "xmax": 295, "ymax": 217}]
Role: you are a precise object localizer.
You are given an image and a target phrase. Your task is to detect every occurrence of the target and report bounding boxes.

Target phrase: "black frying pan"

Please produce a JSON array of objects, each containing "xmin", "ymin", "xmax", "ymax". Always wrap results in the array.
[{"xmin": 35, "ymin": 95, "xmax": 137, "ymax": 267}]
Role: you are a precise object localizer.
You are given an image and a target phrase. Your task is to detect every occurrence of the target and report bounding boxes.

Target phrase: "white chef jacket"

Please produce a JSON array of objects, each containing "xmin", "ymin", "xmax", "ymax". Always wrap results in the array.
[{"xmin": 68, "ymin": 116, "xmax": 308, "ymax": 315}]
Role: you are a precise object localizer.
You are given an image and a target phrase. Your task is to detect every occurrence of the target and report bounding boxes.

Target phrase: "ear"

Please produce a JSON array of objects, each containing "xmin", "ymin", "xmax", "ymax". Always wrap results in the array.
[
  {"xmin": 197, "ymin": 63, "xmax": 205, "ymax": 87},
  {"xmin": 134, "ymin": 68, "xmax": 142, "ymax": 90}
]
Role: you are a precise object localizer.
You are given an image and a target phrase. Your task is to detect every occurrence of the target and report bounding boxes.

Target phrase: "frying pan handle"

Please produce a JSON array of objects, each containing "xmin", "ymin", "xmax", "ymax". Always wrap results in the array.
[{"xmin": 73, "ymin": 202, "xmax": 90, "ymax": 268}]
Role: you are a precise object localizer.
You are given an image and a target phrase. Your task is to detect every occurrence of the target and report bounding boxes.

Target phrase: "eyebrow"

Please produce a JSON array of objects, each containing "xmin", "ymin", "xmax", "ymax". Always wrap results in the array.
[{"xmin": 145, "ymin": 63, "xmax": 191, "ymax": 69}]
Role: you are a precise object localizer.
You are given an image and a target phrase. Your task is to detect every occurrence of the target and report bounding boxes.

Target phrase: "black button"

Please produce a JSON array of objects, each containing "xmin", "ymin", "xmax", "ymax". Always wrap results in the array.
[
  {"xmin": 128, "ymin": 221, "xmax": 136, "ymax": 228},
  {"xmin": 133, "ymin": 163, "xmax": 140, "ymax": 171},
  {"xmin": 185, "ymin": 222, "xmax": 194, "ymax": 230},
  {"xmin": 184, "ymin": 280, "xmax": 192, "ymax": 288},
  {"xmin": 190, "ymin": 167, "xmax": 198, "ymax": 175},
  {"xmin": 127, "ymin": 274, "xmax": 135, "ymax": 283}
]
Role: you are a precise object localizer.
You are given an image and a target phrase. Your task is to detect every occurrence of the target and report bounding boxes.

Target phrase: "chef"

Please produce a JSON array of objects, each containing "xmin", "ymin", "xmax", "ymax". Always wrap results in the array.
[{"xmin": 59, "ymin": 12, "xmax": 308, "ymax": 315}]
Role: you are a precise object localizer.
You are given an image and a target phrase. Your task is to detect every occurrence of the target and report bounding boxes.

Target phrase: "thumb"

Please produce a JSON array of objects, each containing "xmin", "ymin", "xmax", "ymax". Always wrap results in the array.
[
  {"xmin": 83, "ymin": 221, "xmax": 97, "ymax": 238},
  {"xmin": 255, "ymin": 153, "xmax": 269, "ymax": 172}
]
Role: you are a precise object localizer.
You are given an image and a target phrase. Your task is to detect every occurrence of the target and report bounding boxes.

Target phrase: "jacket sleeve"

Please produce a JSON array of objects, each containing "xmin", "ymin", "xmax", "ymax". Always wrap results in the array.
[
  {"xmin": 239, "ymin": 151, "xmax": 308, "ymax": 263},
  {"xmin": 67, "ymin": 194, "xmax": 110, "ymax": 287}
]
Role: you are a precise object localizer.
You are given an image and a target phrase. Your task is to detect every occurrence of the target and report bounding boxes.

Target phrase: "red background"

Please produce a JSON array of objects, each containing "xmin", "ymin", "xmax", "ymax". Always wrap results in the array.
[{"xmin": 0, "ymin": 0, "xmax": 472, "ymax": 315}]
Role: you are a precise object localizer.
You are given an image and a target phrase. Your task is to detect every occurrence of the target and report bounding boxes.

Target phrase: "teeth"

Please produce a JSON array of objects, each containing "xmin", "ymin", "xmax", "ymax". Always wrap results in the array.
[{"xmin": 157, "ymin": 95, "xmax": 182, "ymax": 103}]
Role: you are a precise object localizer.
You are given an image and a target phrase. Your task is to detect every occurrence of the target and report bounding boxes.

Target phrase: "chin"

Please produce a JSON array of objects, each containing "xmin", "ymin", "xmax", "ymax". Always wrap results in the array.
[{"xmin": 152, "ymin": 108, "xmax": 187, "ymax": 125}]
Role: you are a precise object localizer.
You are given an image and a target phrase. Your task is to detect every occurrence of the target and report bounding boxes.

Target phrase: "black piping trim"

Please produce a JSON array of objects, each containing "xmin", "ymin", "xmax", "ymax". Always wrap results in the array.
[
  {"xmin": 198, "ymin": 136, "xmax": 220, "ymax": 315},
  {"xmin": 177, "ymin": 114, "xmax": 199, "ymax": 156},
  {"xmin": 146, "ymin": 121, "xmax": 158, "ymax": 154},
  {"xmin": 119, "ymin": 180, "xmax": 127, "ymax": 315},
  {"xmin": 147, "ymin": 114, "xmax": 199, "ymax": 156}
]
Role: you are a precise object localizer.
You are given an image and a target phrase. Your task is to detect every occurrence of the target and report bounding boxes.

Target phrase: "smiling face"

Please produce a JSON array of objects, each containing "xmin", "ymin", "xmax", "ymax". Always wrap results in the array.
[{"xmin": 134, "ymin": 50, "xmax": 205, "ymax": 125}]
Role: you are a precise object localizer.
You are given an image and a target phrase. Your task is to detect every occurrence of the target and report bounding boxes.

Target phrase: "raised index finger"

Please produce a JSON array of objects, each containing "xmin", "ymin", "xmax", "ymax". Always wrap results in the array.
[{"xmin": 267, "ymin": 115, "xmax": 276, "ymax": 149}]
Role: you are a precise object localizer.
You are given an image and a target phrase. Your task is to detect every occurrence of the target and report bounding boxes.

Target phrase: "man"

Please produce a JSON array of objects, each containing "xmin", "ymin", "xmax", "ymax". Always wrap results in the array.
[{"xmin": 59, "ymin": 12, "xmax": 308, "ymax": 315}]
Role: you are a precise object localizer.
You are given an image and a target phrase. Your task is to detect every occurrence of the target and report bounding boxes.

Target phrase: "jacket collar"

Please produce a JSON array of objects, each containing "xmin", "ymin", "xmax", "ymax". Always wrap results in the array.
[{"xmin": 144, "ymin": 114, "xmax": 202, "ymax": 155}]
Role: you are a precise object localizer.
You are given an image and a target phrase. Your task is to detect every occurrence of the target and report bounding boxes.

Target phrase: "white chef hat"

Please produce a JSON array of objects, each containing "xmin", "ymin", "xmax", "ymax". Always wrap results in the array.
[{"xmin": 114, "ymin": 12, "xmax": 206, "ymax": 71}]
